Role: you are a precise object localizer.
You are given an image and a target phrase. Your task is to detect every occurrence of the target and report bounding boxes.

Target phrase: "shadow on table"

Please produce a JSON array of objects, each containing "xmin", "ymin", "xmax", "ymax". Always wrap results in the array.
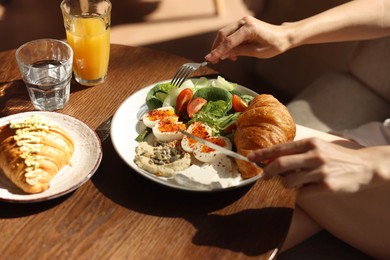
[
  {"xmin": 92, "ymin": 136, "xmax": 292, "ymax": 256},
  {"xmin": 0, "ymin": 80, "xmax": 31, "ymax": 116},
  {"xmin": 0, "ymin": 192, "xmax": 73, "ymax": 218},
  {"xmin": 187, "ymin": 207, "xmax": 292, "ymax": 256},
  {"xmin": 0, "ymin": 78, "xmax": 98, "ymax": 116}
]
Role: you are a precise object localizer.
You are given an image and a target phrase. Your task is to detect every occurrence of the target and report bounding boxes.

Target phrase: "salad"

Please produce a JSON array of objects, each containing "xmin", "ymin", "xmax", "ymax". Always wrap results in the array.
[
  {"xmin": 133, "ymin": 76, "xmax": 255, "ymax": 186},
  {"xmin": 137, "ymin": 76, "xmax": 254, "ymax": 142}
]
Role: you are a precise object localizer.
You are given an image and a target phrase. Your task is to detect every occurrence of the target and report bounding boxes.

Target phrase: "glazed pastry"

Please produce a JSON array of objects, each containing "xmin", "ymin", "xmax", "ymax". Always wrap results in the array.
[
  {"xmin": 0, "ymin": 115, "xmax": 74, "ymax": 193},
  {"xmin": 234, "ymin": 94, "xmax": 296, "ymax": 179}
]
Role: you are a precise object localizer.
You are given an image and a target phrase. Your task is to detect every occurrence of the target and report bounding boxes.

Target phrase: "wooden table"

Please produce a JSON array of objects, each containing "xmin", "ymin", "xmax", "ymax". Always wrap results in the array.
[{"xmin": 0, "ymin": 44, "xmax": 346, "ymax": 259}]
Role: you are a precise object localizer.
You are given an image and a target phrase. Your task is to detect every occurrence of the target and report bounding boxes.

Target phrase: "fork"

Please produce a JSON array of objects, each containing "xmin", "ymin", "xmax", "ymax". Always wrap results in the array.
[{"xmin": 170, "ymin": 61, "xmax": 208, "ymax": 87}]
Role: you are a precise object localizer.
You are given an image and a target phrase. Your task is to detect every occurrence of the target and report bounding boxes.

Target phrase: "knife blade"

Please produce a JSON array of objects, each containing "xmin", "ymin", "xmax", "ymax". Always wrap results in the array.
[{"xmin": 179, "ymin": 130, "xmax": 265, "ymax": 168}]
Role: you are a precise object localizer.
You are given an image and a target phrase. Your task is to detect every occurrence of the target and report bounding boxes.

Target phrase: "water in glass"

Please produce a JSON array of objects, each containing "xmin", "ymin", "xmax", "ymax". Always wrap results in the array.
[{"xmin": 25, "ymin": 59, "xmax": 72, "ymax": 111}]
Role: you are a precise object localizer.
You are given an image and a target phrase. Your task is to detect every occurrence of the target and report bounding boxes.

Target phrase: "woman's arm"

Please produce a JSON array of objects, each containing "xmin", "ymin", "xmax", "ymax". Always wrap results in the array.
[
  {"xmin": 205, "ymin": 0, "xmax": 390, "ymax": 63},
  {"xmin": 286, "ymin": 0, "xmax": 390, "ymax": 47}
]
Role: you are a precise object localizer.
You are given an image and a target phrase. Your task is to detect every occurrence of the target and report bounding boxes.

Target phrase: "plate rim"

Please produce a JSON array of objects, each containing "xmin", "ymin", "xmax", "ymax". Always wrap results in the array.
[
  {"xmin": 0, "ymin": 111, "xmax": 103, "ymax": 203},
  {"xmin": 110, "ymin": 78, "xmax": 261, "ymax": 192}
]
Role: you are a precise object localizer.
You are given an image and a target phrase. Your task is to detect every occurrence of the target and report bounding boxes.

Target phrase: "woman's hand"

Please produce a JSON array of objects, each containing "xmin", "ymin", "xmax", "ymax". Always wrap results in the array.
[
  {"xmin": 247, "ymin": 138, "xmax": 390, "ymax": 196},
  {"xmin": 205, "ymin": 16, "xmax": 291, "ymax": 63}
]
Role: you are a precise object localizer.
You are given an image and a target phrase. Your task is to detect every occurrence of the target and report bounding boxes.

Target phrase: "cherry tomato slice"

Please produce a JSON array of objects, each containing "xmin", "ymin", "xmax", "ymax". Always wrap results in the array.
[
  {"xmin": 187, "ymin": 97, "xmax": 207, "ymax": 118},
  {"xmin": 232, "ymin": 94, "xmax": 248, "ymax": 112},
  {"xmin": 176, "ymin": 88, "xmax": 193, "ymax": 113}
]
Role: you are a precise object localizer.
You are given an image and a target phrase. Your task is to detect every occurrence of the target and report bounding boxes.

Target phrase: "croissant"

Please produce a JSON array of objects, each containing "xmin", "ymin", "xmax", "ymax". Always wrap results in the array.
[
  {"xmin": 0, "ymin": 115, "xmax": 74, "ymax": 193},
  {"xmin": 234, "ymin": 94, "xmax": 296, "ymax": 179}
]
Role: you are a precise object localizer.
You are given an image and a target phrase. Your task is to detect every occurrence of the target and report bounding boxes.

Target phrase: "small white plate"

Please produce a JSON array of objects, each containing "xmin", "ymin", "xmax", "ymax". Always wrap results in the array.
[
  {"xmin": 0, "ymin": 111, "xmax": 102, "ymax": 203},
  {"xmin": 111, "ymin": 79, "xmax": 262, "ymax": 192}
]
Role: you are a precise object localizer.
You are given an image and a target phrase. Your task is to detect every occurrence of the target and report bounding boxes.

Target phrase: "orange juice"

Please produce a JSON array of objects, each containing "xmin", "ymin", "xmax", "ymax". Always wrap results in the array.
[{"xmin": 66, "ymin": 16, "xmax": 110, "ymax": 85}]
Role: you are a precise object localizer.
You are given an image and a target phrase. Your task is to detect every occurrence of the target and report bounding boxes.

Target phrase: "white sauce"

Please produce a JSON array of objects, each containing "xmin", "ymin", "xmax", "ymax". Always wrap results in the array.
[{"xmin": 173, "ymin": 156, "xmax": 242, "ymax": 189}]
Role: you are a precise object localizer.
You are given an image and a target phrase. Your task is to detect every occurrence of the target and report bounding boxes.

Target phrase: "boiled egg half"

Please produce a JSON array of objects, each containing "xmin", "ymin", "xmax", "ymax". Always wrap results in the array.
[
  {"xmin": 193, "ymin": 136, "xmax": 232, "ymax": 163},
  {"xmin": 152, "ymin": 120, "xmax": 186, "ymax": 142},
  {"xmin": 142, "ymin": 106, "xmax": 178, "ymax": 128},
  {"xmin": 181, "ymin": 122, "xmax": 212, "ymax": 153}
]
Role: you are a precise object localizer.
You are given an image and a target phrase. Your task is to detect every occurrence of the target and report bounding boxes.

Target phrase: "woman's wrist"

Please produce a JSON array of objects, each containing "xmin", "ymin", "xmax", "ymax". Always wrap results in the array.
[
  {"xmin": 372, "ymin": 147, "xmax": 390, "ymax": 181},
  {"xmin": 361, "ymin": 146, "xmax": 390, "ymax": 183}
]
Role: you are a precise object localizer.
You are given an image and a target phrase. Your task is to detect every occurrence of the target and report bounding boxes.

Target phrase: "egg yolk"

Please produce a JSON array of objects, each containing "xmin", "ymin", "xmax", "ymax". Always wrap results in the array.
[
  {"xmin": 158, "ymin": 121, "xmax": 185, "ymax": 133},
  {"xmin": 147, "ymin": 109, "xmax": 176, "ymax": 121},
  {"xmin": 188, "ymin": 123, "xmax": 210, "ymax": 147},
  {"xmin": 201, "ymin": 137, "xmax": 226, "ymax": 153}
]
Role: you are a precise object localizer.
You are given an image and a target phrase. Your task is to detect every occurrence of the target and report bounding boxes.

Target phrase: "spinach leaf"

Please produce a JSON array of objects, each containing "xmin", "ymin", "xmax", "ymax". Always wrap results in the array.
[{"xmin": 193, "ymin": 87, "xmax": 232, "ymax": 113}]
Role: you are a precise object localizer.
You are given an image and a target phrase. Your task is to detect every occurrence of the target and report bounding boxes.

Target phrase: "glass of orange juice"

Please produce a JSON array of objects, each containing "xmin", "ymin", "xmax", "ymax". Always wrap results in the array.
[{"xmin": 60, "ymin": 0, "xmax": 111, "ymax": 86}]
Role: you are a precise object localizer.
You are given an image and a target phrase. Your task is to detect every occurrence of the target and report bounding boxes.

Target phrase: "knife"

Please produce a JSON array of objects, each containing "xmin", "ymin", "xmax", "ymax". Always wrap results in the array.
[{"xmin": 179, "ymin": 130, "xmax": 265, "ymax": 168}]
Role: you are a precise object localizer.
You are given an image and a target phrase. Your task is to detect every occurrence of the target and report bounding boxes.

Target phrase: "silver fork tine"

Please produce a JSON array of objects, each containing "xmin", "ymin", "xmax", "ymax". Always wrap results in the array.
[
  {"xmin": 170, "ymin": 61, "xmax": 208, "ymax": 87},
  {"xmin": 171, "ymin": 65, "xmax": 192, "ymax": 87},
  {"xmin": 174, "ymin": 66, "xmax": 194, "ymax": 87},
  {"xmin": 171, "ymin": 65, "xmax": 188, "ymax": 86}
]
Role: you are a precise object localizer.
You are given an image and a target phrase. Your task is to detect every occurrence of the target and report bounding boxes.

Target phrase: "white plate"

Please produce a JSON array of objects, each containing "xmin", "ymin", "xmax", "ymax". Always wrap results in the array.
[
  {"xmin": 0, "ymin": 111, "xmax": 102, "ymax": 203},
  {"xmin": 111, "ymin": 79, "xmax": 262, "ymax": 192}
]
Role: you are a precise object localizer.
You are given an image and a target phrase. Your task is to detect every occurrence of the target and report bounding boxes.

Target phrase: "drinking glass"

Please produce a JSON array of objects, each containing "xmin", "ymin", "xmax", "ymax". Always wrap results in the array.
[
  {"xmin": 60, "ymin": 0, "xmax": 111, "ymax": 86},
  {"xmin": 15, "ymin": 39, "xmax": 73, "ymax": 111}
]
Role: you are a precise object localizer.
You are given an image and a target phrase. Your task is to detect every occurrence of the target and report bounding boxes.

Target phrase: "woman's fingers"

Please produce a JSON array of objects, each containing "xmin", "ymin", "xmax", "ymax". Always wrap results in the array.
[
  {"xmin": 206, "ymin": 16, "xmax": 291, "ymax": 62},
  {"xmin": 206, "ymin": 30, "xmax": 249, "ymax": 62},
  {"xmin": 211, "ymin": 18, "xmax": 247, "ymax": 49},
  {"xmin": 249, "ymin": 137, "xmax": 376, "ymax": 195},
  {"xmin": 280, "ymin": 168, "xmax": 323, "ymax": 188},
  {"xmin": 247, "ymin": 138, "xmax": 346, "ymax": 188},
  {"xmin": 248, "ymin": 138, "xmax": 321, "ymax": 162},
  {"xmin": 206, "ymin": 18, "xmax": 253, "ymax": 63}
]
